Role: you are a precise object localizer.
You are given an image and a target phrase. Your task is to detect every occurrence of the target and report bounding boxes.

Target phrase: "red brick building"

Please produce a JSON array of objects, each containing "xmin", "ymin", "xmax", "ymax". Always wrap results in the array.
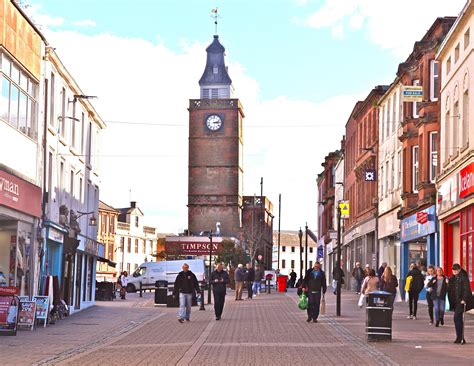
[
  {"xmin": 397, "ymin": 17, "xmax": 456, "ymax": 274},
  {"xmin": 343, "ymin": 86, "xmax": 388, "ymax": 283}
]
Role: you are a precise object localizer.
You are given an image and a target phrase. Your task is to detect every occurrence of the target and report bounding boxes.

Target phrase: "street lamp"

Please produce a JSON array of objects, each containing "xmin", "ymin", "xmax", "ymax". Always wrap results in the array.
[
  {"xmin": 207, "ymin": 230, "xmax": 213, "ymax": 305},
  {"xmin": 298, "ymin": 228, "xmax": 303, "ymax": 280},
  {"xmin": 335, "ymin": 181, "xmax": 344, "ymax": 317},
  {"xmin": 305, "ymin": 222, "xmax": 308, "ymax": 273}
]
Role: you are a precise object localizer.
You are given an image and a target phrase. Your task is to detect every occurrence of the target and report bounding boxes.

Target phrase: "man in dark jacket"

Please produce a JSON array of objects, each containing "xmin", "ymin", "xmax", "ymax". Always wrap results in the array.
[
  {"xmin": 234, "ymin": 264, "xmax": 245, "ymax": 300},
  {"xmin": 448, "ymin": 264, "xmax": 473, "ymax": 344},
  {"xmin": 303, "ymin": 261, "xmax": 327, "ymax": 323},
  {"xmin": 332, "ymin": 262, "xmax": 345, "ymax": 295},
  {"xmin": 351, "ymin": 262, "xmax": 365, "ymax": 294},
  {"xmin": 377, "ymin": 262, "xmax": 387, "ymax": 279},
  {"xmin": 210, "ymin": 263, "xmax": 230, "ymax": 320},
  {"xmin": 406, "ymin": 263, "xmax": 424, "ymax": 319},
  {"xmin": 289, "ymin": 269, "xmax": 297, "ymax": 288},
  {"xmin": 173, "ymin": 263, "xmax": 201, "ymax": 323},
  {"xmin": 253, "ymin": 265, "xmax": 264, "ymax": 295},
  {"xmin": 244, "ymin": 263, "xmax": 255, "ymax": 299}
]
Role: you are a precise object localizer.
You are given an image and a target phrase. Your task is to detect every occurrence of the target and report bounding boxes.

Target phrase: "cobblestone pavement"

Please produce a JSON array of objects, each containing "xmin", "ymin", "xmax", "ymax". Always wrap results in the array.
[{"xmin": 2, "ymin": 288, "xmax": 473, "ymax": 365}]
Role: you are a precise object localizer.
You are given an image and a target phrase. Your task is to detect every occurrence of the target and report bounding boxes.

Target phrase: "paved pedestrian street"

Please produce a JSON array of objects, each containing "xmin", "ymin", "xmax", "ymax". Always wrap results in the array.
[{"xmin": 1, "ymin": 290, "xmax": 473, "ymax": 365}]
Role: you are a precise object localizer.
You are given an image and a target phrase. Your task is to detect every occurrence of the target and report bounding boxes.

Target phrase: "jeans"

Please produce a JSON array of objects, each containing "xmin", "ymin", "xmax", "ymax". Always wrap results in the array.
[
  {"xmin": 426, "ymin": 292, "xmax": 434, "ymax": 322},
  {"xmin": 235, "ymin": 281, "xmax": 244, "ymax": 299},
  {"xmin": 454, "ymin": 303, "xmax": 465, "ymax": 340},
  {"xmin": 355, "ymin": 278, "xmax": 363, "ymax": 293},
  {"xmin": 247, "ymin": 282, "xmax": 253, "ymax": 298},
  {"xmin": 213, "ymin": 290, "xmax": 226, "ymax": 318},
  {"xmin": 408, "ymin": 291, "xmax": 419, "ymax": 317},
  {"xmin": 307, "ymin": 291, "xmax": 322, "ymax": 320},
  {"xmin": 179, "ymin": 293, "xmax": 192, "ymax": 320},
  {"xmin": 433, "ymin": 297, "xmax": 445, "ymax": 323},
  {"xmin": 252, "ymin": 281, "xmax": 260, "ymax": 294}
]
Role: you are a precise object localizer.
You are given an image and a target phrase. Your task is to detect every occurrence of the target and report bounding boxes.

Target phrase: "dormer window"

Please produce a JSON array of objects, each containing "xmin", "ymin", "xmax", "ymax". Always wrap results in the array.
[{"xmin": 213, "ymin": 66, "xmax": 218, "ymax": 74}]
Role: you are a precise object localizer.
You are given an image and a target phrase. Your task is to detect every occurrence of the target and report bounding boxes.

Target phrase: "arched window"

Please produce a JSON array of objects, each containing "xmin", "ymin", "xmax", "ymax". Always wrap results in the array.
[{"xmin": 463, "ymin": 71, "xmax": 470, "ymax": 148}]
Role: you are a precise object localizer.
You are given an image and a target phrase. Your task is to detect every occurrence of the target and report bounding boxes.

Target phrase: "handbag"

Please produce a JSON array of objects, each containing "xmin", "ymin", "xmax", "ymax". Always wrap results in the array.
[
  {"xmin": 320, "ymin": 294, "xmax": 326, "ymax": 315},
  {"xmin": 298, "ymin": 294, "xmax": 308, "ymax": 310},
  {"xmin": 358, "ymin": 293, "xmax": 365, "ymax": 307}
]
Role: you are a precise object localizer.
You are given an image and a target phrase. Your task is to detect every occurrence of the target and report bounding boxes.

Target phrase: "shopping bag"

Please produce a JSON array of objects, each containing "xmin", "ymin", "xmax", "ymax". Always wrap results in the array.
[
  {"xmin": 298, "ymin": 294, "xmax": 308, "ymax": 310},
  {"xmin": 320, "ymin": 295, "xmax": 326, "ymax": 315},
  {"xmin": 358, "ymin": 293, "xmax": 365, "ymax": 308}
]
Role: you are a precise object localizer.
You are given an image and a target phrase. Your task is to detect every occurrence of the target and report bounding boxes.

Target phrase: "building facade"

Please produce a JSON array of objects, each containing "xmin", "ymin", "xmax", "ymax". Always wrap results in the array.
[
  {"xmin": 0, "ymin": 0, "xmax": 45, "ymax": 297},
  {"xmin": 397, "ymin": 18, "xmax": 456, "ymax": 287},
  {"xmin": 437, "ymin": 1, "xmax": 474, "ymax": 289},
  {"xmin": 96, "ymin": 201, "xmax": 119, "ymax": 281},
  {"xmin": 115, "ymin": 201, "xmax": 158, "ymax": 280},
  {"xmin": 344, "ymin": 86, "xmax": 387, "ymax": 289},
  {"xmin": 41, "ymin": 47, "xmax": 106, "ymax": 313}
]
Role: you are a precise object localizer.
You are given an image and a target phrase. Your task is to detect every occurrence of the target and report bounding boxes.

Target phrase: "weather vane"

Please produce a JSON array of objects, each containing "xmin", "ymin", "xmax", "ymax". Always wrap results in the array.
[{"xmin": 211, "ymin": 7, "xmax": 221, "ymax": 35}]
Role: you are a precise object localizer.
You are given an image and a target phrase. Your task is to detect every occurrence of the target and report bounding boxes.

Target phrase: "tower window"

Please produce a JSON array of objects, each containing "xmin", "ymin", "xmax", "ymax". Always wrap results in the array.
[
  {"xmin": 211, "ymin": 89, "xmax": 218, "ymax": 98},
  {"xmin": 203, "ymin": 88, "xmax": 210, "ymax": 99},
  {"xmin": 213, "ymin": 66, "xmax": 218, "ymax": 74}
]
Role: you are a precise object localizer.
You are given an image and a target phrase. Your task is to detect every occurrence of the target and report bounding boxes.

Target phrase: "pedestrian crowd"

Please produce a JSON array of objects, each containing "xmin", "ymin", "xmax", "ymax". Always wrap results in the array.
[
  {"xmin": 351, "ymin": 261, "xmax": 473, "ymax": 344},
  {"xmin": 172, "ymin": 262, "xmax": 265, "ymax": 323}
]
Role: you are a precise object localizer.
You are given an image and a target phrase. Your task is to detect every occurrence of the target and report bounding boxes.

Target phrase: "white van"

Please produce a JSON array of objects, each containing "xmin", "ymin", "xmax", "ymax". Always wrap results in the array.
[{"xmin": 126, "ymin": 259, "xmax": 206, "ymax": 292}]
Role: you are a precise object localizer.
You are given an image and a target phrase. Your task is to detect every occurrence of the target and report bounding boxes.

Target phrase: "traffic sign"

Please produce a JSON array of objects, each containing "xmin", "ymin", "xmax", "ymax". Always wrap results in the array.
[{"xmin": 339, "ymin": 201, "xmax": 350, "ymax": 219}]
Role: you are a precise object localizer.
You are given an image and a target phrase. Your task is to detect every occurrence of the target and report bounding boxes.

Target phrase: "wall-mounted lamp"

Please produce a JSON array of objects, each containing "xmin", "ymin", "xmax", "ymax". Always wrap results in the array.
[
  {"xmin": 75, "ymin": 210, "xmax": 97, "ymax": 226},
  {"xmin": 69, "ymin": 94, "xmax": 98, "ymax": 104},
  {"xmin": 58, "ymin": 116, "xmax": 80, "ymax": 122}
]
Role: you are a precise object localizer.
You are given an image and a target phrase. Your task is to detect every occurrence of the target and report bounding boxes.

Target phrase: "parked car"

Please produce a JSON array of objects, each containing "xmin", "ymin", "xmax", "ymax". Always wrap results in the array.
[{"xmin": 126, "ymin": 259, "xmax": 205, "ymax": 292}]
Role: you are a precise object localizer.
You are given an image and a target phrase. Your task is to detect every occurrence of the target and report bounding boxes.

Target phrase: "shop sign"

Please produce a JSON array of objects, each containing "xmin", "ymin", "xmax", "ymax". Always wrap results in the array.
[
  {"xmin": 0, "ymin": 287, "xmax": 19, "ymax": 296},
  {"xmin": 317, "ymin": 245, "xmax": 324, "ymax": 259},
  {"xmin": 48, "ymin": 227, "xmax": 64, "ymax": 244},
  {"xmin": 400, "ymin": 205, "xmax": 437, "ymax": 242},
  {"xmin": 166, "ymin": 241, "xmax": 221, "ymax": 255},
  {"xmin": 0, "ymin": 169, "xmax": 41, "ymax": 217},
  {"xmin": 17, "ymin": 301, "xmax": 36, "ymax": 330},
  {"xmin": 364, "ymin": 169, "xmax": 376, "ymax": 182},
  {"xmin": 32, "ymin": 296, "xmax": 49, "ymax": 325},
  {"xmin": 459, "ymin": 162, "xmax": 474, "ymax": 198},
  {"xmin": 78, "ymin": 236, "xmax": 105, "ymax": 257}
]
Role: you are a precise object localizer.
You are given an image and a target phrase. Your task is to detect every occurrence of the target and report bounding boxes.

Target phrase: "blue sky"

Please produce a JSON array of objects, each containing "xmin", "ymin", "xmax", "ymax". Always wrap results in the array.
[{"xmin": 27, "ymin": 0, "xmax": 466, "ymax": 233}]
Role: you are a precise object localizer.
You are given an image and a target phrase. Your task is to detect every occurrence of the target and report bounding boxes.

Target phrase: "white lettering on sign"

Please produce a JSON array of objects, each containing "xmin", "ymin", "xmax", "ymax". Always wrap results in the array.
[
  {"xmin": 460, "ymin": 171, "xmax": 474, "ymax": 196},
  {"xmin": 0, "ymin": 177, "xmax": 20, "ymax": 200}
]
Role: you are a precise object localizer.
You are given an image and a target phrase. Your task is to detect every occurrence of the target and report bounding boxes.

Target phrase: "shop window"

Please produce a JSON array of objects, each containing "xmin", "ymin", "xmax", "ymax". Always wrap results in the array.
[
  {"xmin": 460, "ymin": 207, "xmax": 474, "ymax": 285},
  {"xmin": 88, "ymin": 256, "xmax": 93, "ymax": 301}
]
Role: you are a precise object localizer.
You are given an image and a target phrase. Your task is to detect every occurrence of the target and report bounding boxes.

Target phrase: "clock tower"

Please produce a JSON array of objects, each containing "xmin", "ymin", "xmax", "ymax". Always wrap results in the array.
[{"xmin": 188, "ymin": 34, "xmax": 244, "ymax": 237}]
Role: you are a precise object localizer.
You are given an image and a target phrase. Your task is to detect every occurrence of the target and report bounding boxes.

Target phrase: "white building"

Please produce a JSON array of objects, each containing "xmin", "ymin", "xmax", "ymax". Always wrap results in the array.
[
  {"xmin": 377, "ymin": 80, "xmax": 403, "ymax": 281},
  {"xmin": 437, "ymin": 1, "xmax": 474, "ymax": 282},
  {"xmin": 115, "ymin": 201, "xmax": 159, "ymax": 281},
  {"xmin": 274, "ymin": 230, "xmax": 317, "ymax": 282},
  {"xmin": 41, "ymin": 47, "xmax": 106, "ymax": 313}
]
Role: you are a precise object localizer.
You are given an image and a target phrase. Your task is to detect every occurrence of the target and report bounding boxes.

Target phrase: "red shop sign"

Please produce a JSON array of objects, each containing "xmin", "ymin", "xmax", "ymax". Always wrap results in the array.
[
  {"xmin": 0, "ymin": 169, "xmax": 41, "ymax": 217},
  {"xmin": 0, "ymin": 287, "xmax": 19, "ymax": 296},
  {"xmin": 165, "ymin": 241, "xmax": 222, "ymax": 255},
  {"xmin": 416, "ymin": 211, "xmax": 428, "ymax": 224}
]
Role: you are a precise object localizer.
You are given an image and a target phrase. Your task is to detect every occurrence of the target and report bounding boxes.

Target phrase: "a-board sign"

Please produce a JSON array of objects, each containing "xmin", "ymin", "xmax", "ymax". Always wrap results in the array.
[
  {"xmin": 18, "ymin": 296, "xmax": 29, "ymax": 303},
  {"xmin": 32, "ymin": 296, "xmax": 49, "ymax": 327},
  {"xmin": 18, "ymin": 301, "xmax": 36, "ymax": 330},
  {"xmin": 0, "ymin": 296, "xmax": 19, "ymax": 335}
]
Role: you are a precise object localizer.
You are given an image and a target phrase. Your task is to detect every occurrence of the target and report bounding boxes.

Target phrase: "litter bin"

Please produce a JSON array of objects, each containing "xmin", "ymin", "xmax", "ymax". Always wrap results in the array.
[
  {"xmin": 95, "ymin": 281, "xmax": 114, "ymax": 301},
  {"xmin": 366, "ymin": 291, "xmax": 394, "ymax": 341},
  {"xmin": 154, "ymin": 280, "xmax": 168, "ymax": 305},
  {"xmin": 277, "ymin": 275, "xmax": 288, "ymax": 292}
]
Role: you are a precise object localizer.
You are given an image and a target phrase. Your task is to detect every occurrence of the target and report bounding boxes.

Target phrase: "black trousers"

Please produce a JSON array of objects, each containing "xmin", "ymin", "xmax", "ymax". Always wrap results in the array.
[
  {"xmin": 213, "ymin": 290, "xmax": 226, "ymax": 318},
  {"xmin": 454, "ymin": 304, "xmax": 465, "ymax": 340},
  {"xmin": 247, "ymin": 282, "xmax": 253, "ymax": 298},
  {"xmin": 307, "ymin": 291, "xmax": 321, "ymax": 320},
  {"xmin": 426, "ymin": 292, "xmax": 434, "ymax": 322},
  {"xmin": 408, "ymin": 291, "xmax": 419, "ymax": 317}
]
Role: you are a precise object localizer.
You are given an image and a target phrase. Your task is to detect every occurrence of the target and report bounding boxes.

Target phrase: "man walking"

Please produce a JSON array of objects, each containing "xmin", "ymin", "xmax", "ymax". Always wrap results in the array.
[
  {"xmin": 210, "ymin": 263, "xmax": 229, "ymax": 320},
  {"xmin": 377, "ymin": 262, "xmax": 387, "ymax": 279},
  {"xmin": 289, "ymin": 269, "xmax": 297, "ymax": 288},
  {"xmin": 448, "ymin": 263, "xmax": 473, "ymax": 344},
  {"xmin": 234, "ymin": 264, "xmax": 245, "ymax": 300},
  {"xmin": 303, "ymin": 261, "xmax": 327, "ymax": 323},
  {"xmin": 352, "ymin": 262, "xmax": 365, "ymax": 294},
  {"xmin": 173, "ymin": 263, "xmax": 201, "ymax": 323},
  {"xmin": 332, "ymin": 262, "xmax": 345, "ymax": 295},
  {"xmin": 253, "ymin": 265, "xmax": 264, "ymax": 295},
  {"xmin": 245, "ymin": 263, "xmax": 255, "ymax": 299}
]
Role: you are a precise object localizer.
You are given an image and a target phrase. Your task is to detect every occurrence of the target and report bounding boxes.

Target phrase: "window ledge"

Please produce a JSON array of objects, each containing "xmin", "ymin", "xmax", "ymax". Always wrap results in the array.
[
  {"xmin": 59, "ymin": 136, "xmax": 68, "ymax": 147},
  {"xmin": 461, "ymin": 143, "xmax": 469, "ymax": 154},
  {"xmin": 47, "ymin": 125, "xmax": 57, "ymax": 135}
]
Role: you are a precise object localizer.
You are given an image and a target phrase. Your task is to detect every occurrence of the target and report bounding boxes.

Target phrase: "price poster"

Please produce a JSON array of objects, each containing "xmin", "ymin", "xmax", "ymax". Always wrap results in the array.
[
  {"xmin": 32, "ymin": 296, "xmax": 49, "ymax": 327},
  {"xmin": 18, "ymin": 301, "xmax": 36, "ymax": 330}
]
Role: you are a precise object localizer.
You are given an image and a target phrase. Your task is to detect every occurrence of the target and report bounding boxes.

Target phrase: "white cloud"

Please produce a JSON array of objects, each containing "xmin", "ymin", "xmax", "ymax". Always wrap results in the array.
[
  {"xmin": 304, "ymin": 0, "xmax": 465, "ymax": 57},
  {"xmin": 24, "ymin": 4, "xmax": 64, "ymax": 28},
  {"xmin": 72, "ymin": 19, "xmax": 96, "ymax": 27},
  {"xmin": 42, "ymin": 28, "xmax": 358, "ymax": 234}
]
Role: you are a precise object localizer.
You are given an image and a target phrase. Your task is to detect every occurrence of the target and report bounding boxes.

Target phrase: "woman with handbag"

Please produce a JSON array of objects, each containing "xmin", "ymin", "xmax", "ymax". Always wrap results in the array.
[
  {"xmin": 427, "ymin": 267, "xmax": 448, "ymax": 327},
  {"xmin": 358, "ymin": 269, "xmax": 379, "ymax": 308}
]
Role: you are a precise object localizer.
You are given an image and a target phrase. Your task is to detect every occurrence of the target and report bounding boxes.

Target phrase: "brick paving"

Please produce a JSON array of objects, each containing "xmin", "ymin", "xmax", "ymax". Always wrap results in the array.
[{"xmin": 1, "ymin": 288, "xmax": 473, "ymax": 365}]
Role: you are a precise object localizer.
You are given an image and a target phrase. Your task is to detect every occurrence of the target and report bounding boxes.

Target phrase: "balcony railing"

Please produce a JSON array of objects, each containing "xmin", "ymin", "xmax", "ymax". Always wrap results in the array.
[
  {"xmin": 117, "ymin": 222, "xmax": 130, "ymax": 231},
  {"xmin": 143, "ymin": 226, "xmax": 156, "ymax": 235}
]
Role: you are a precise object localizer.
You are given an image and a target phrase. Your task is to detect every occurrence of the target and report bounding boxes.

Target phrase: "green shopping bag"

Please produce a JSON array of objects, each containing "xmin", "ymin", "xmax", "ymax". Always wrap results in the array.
[{"xmin": 298, "ymin": 293, "xmax": 308, "ymax": 310}]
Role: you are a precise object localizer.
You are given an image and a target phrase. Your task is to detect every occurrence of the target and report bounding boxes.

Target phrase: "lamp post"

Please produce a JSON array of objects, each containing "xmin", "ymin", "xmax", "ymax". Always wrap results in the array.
[
  {"xmin": 298, "ymin": 228, "xmax": 303, "ymax": 280},
  {"xmin": 336, "ymin": 203, "xmax": 342, "ymax": 317},
  {"xmin": 207, "ymin": 230, "xmax": 213, "ymax": 305},
  {"xmin": 304, "ymin": 222, "xmax": 308, "ymax": 273}
]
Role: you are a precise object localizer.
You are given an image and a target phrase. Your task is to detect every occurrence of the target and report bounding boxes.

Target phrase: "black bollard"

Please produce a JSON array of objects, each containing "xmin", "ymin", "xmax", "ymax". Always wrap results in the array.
[
  {"xmin": 139, "ymin": 281, "xmax": 143, "ymax": 298},
  {"xmin": 199, "ymin": 287, "xmax": 206, "ymax": 311}
]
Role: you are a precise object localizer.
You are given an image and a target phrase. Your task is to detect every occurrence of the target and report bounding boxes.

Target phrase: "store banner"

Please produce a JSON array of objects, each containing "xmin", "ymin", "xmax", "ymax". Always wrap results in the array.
[
  {"xmin": 0, "ymin": 169, "xmax": 41, "ymax": 217},
  {"xmin": 459, "ymin": 162, "xmax": 474, "ymax": 198},
  {"xmin": 400, "ymin": 205, "xmax": 437, "ymax": 242}
]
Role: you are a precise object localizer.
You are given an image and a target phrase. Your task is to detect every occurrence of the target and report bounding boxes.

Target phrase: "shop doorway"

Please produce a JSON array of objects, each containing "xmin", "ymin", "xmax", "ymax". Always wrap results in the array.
[
  {"xmin": 75, "ymin": 253, "xmax": 82, "ymax": 310},
  {"xmin": 444, "ymin": 218, "xmax": 460, "ymax": 276}
]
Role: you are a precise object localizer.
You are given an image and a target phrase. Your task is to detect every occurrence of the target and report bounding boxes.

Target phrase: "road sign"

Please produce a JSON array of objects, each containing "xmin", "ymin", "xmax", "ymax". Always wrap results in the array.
[
  {"xmin": 328, "ymin": 230, "xmax": 337, "ymax": 240},
  {"xmin": 339, "ymin": 201, "xmax": 350, "ymax": 219},
  {"xmin": 402, "ymin": 86, "xmax": 423, "ymax": 102}
]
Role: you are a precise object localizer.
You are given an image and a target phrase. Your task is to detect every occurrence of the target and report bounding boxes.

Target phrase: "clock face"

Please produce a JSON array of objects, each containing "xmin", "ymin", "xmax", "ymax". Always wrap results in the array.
[{"xmin": 206, "ymin": 114, "xmax": 223, "ymax": 131}]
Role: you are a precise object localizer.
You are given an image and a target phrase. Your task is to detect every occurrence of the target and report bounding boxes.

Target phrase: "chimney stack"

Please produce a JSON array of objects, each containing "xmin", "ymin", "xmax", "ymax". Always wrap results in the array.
[{"xmin": 130, "ymin": 201, "xmax": 136, "ymax": 208}]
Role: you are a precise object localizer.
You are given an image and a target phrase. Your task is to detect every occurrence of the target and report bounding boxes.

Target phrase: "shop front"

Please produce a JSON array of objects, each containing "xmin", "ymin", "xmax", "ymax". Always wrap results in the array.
[
  {"xmin": 438, "ymin": 161, "xmax": 474, "ymax": 290},
  {"xmin": 40, "ymin": 222, "xmax": 68, "ymax": 293},
  {"xmin": 0, "ymin": 169, "xmax": 41, "ymax": 297},
  {"xmin": 378, "ymin": 209, "xmax": 401, "ymax": 282},
  {"xmin": 400, "ymin": 205, "xmax": 438, "ymax": 299}
]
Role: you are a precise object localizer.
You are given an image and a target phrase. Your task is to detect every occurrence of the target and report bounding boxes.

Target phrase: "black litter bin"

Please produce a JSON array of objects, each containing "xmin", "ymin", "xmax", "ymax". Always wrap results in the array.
[
  {"xmin": 366, "ymin": 291, "xmax": 394, "ymax": 341},
  {"xmin": 154, "ymin": 280, "xmax": 168, "ymax": 305},
  {"xmin": 95, "ymin": 281, "xmax": 114, "ymax": 301}
]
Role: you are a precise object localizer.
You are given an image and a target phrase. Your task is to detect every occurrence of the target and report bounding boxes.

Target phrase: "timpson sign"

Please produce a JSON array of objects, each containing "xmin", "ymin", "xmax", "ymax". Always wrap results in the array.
[
  {"xmin": 0, "ymin": 169, "xmax": 41, "ymax": 217},
  {"xmin": 165, "ymin": 238, "xmax": 223, "ymax": 255}
]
